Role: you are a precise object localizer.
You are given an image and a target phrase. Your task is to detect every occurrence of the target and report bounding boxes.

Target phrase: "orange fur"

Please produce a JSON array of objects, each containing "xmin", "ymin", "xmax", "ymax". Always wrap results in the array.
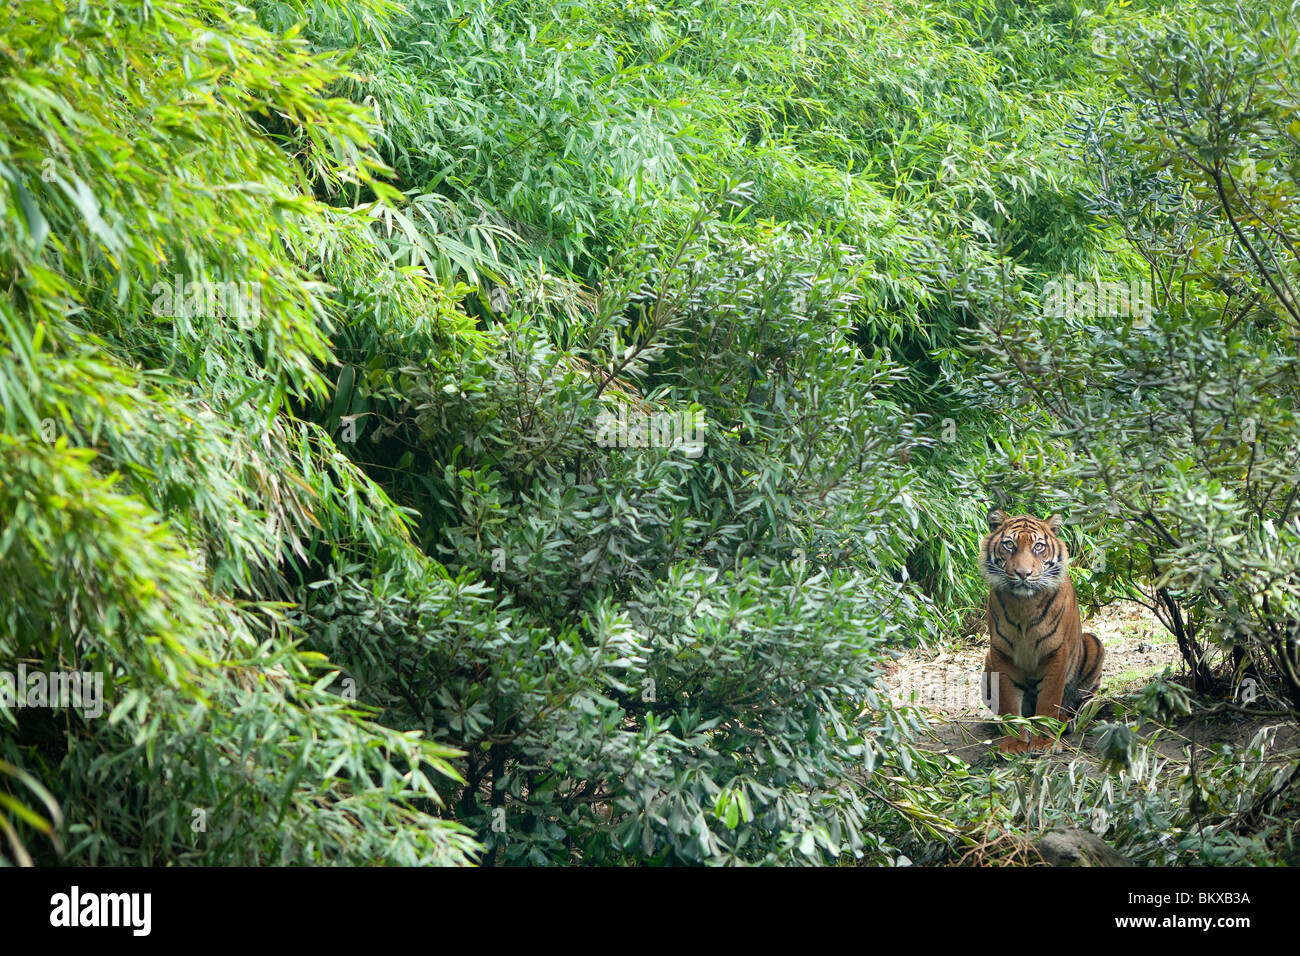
[{"xmin": 980, "ymin": 510, "xmax": 1104, "ymax": 754}]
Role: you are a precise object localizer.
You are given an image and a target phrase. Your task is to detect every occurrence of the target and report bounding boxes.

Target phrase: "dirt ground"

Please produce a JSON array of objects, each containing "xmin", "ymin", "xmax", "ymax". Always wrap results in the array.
[{"xmin": 880, "ymin": 600, "xmax": 1299, "ymax": 764}]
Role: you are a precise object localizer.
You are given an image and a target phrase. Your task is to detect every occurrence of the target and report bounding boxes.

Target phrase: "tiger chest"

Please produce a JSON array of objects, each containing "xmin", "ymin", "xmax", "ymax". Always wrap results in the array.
[{"xmin": 992, "ymin": 592, "xmax": 1070, "ymax": 677}]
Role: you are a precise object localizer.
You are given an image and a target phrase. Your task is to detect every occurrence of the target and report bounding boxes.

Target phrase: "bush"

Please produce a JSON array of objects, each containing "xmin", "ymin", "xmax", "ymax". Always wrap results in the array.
[{"xmin": 967, "ymin": 1, "xmax": 1300, "ymax": 712}]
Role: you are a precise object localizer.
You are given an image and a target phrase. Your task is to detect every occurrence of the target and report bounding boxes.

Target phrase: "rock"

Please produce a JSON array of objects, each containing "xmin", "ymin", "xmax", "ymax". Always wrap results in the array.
[{"xmin": 1035, "ymin": 828, "xmax": 1133, "ymax": 867}]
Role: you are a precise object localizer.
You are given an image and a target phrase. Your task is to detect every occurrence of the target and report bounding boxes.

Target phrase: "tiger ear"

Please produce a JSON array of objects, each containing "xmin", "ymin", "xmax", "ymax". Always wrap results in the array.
[
  {"xmin": 987, "ymin": 508, "xmax": 1008, "ymax": 531},
  {"xmin": 1047, "ymin": 513, "xmax": 1065, "ymax": 534}
]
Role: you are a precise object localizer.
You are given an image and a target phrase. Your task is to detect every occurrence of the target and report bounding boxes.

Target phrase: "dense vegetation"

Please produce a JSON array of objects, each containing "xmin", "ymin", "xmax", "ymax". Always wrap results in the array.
[{"xmin": 1, "ymin": 0, "xmax": 1296, "ymax": 865}]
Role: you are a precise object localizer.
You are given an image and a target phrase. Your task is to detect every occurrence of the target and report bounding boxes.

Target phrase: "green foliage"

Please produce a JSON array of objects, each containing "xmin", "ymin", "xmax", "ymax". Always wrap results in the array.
[
  {"xmin": 4, "ymin": 0, "xmax": 1295, "ymax": 868},
  {"xmin": 0, "ymin": 0, "xmax": 477, "ymax": 865},
  {"xmin": 887, "ymin": 713, "xmax": 1294, "ymax": 866},
  {"xmin": 297, "ymin": 190, "xmax": 948, "ymax": 862},
  {"xmin": 968, "ymin": 0, "xmax": 1300, "ymax": 710}
]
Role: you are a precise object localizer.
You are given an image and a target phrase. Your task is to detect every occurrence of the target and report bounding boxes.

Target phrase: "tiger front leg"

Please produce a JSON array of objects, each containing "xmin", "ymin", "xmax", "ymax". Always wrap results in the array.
[
  {"xmin": 1026, "ymin": 667, "xmax": 1069, "ymax": 753},
  {"xmin": 985, "ymin": 655, "xmax": 1029, "ymax": 755}
]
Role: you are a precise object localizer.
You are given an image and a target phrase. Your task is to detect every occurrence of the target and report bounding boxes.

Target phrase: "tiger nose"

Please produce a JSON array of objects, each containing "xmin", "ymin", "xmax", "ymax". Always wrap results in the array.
[{"xmin": 1015, "ymin": 568, "xmax": 1031, "ymax": 580}]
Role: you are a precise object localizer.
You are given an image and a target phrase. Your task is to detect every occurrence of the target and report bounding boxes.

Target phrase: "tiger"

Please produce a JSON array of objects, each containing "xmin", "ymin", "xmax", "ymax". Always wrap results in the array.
[{"xmin": 980, "ymin": 509, "xmax": 1104, "ymax": 755}]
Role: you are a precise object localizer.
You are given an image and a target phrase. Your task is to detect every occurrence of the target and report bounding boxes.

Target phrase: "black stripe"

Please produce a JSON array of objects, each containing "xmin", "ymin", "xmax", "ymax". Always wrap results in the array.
[
  {"xmin": 1078, "ymin": 648, "xmax": 1102, "ymax": 684},
  {"xmin": 993, "ymin": 621, "xmax": 1018, "ymax": 655},
  {"xmin": 1028, "ymin": 586, "xmax": 1063, "ymax": 627},
  {"xmin": 1034, "ymin": 604, "xmax": 1068, "ymax": 646}
]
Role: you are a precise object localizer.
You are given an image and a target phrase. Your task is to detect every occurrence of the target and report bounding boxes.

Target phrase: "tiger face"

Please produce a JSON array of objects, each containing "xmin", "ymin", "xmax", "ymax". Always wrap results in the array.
[{"xmin": 980, "ymin": 510, "xmax": 1070, "ymax": 599}]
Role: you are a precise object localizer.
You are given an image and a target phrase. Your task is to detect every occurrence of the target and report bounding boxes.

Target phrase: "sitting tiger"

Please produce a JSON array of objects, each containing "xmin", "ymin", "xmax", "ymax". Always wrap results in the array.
[{"xmin": 981, "ymin": 509, "xmax": 1104, "ymax": 754}]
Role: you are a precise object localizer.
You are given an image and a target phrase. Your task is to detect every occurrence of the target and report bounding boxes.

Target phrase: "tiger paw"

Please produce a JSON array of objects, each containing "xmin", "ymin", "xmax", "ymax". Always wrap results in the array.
[
  {"xmin": 1026, "ymin": 735, "xmax": 1062, "ymax": 754},
  {"xmin": 997, "ymin": 736, "xmax": 1030, "ymax": 755}
]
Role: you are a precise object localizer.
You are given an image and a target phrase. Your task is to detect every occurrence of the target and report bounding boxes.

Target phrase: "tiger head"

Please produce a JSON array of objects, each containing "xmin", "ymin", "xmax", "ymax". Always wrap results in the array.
[{"xmin": 980, "ymin": 509, "xmax": 1070, "ymax": 598}]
